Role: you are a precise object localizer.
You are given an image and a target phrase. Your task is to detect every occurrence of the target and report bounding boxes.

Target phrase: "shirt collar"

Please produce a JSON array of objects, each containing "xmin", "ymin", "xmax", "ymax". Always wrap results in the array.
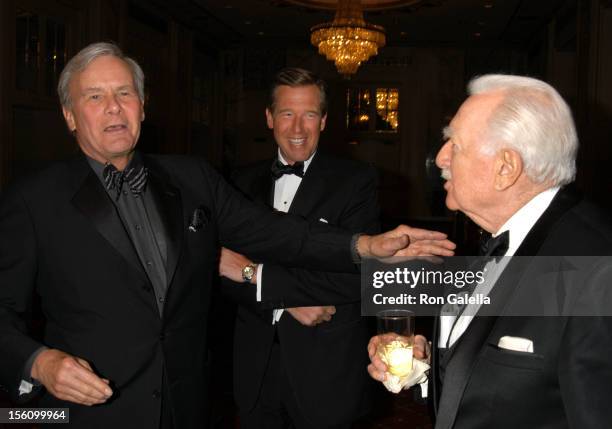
[
  {"xmin": 494, "ymin": 186, "xmax": 560, "ymax": 256},
  {"xmin": 277, "ymin": 149, "xmax": 316, "ymax": 175}
]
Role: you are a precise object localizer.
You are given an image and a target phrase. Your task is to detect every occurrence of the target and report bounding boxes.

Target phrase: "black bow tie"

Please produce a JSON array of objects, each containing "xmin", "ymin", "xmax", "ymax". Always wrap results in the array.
[
  {"xmin": 103, "ymin": 163, "xmax": 148, "ymax": 199},
  {"xmin": 270, "ymin": 160, "xmax": 304, "ymax": 180},
  {"xmin": 479, "ymin": 230, "xmax": 509, "ymax": 261}
]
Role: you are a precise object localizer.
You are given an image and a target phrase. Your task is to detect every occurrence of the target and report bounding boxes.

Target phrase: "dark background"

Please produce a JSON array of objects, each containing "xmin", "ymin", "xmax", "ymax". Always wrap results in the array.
[{"xmin": 1, "ymin": 0, "xmax": 611, "ymax": 427}]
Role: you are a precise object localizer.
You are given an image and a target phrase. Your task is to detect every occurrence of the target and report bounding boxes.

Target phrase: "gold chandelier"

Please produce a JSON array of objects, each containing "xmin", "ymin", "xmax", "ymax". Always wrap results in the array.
[{"xmin": 310, "ymin": 0, "xmax": 386, "ymax": 77}]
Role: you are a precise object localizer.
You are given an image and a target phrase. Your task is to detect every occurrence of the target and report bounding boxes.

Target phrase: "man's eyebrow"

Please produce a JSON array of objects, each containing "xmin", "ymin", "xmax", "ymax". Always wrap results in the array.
[
  {"xmin": 442, "ymin": 126, "xmax": 453, "ymax": 140},
  {"xmin": 82, "ymin": 87, "xmax": 103, "ymax": 93},
  {"xmin": 82, "ymin": 84, "xmax": 134, "ymax": 93}
]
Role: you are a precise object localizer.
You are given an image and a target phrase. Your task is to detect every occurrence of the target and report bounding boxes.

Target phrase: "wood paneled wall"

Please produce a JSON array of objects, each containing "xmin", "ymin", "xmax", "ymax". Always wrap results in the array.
[
  {"xmin": 0, "ymin": 0, "xmax": 222, "ymax": 188},
  {"xmin": 1, "ymin": 0, "xmax": 611, "ymax": 217}
]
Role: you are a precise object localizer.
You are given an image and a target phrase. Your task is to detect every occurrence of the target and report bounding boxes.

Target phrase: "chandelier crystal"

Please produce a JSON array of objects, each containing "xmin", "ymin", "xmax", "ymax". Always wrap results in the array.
[{"xmin": 310, "ymin": 0, "xmax": 386, "ymax": 77}]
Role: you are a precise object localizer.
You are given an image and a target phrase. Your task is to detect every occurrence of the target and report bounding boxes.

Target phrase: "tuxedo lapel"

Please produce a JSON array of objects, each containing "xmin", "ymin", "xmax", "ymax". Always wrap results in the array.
[
  {"xmin": 243, "ymin": 161, "xmax": 274, "ymax": 206},
  {"xmin": 261, "ymin": 169, "xmax": 275, "ymax": 207},
  {"xmin": 515, "ymin": 187, "xmax": 581, "ymax": 257},
  {"xmin": 70, "ymin": 161, "xmax": 147, "ymax": 282},
  {"xmin": 434, "ymin": 263, "xmax": 525, "ymax": 429},
  {"xmin": 435, "ymin": 187, "xmax": 581, "ymax": 428},
  {"xmin": 287, "ymin": 153, "xmax": 326, "ymax": 217},
  {"xmin": 145, "ymin": 157, "xmax": 184, "ymax": 286},
  {"xmin": 431, "ymin": 316, "xmax": 442, "ymax": 415},
  {"xmin": 434, "ymin": 316, "xmax": 497, "ymax": 429}
]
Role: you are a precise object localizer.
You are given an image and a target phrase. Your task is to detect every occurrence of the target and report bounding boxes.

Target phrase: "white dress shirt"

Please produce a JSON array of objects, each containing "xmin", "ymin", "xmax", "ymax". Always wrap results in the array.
[
  {"xmin": 439, "ymin": 186, "xmax": 560, "ymax": 348},
  {"xmin": 256, "ymin": 150, "xmax": 316, "ymax": 323}
]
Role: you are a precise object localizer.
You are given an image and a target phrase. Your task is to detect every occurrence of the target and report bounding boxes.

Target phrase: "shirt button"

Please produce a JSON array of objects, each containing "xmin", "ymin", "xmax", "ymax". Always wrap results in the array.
[
  {"xmin": 123, "ymin": 190, "xmax": 128, "ymax": 195},
  {"xmin": 159, "ymin": 297, "xmax": 165, "ymax": 303},
  {"xmin": 146, "ymin": 261, "xmax": 153, "ymax": 267},
  {"xmin": 135, "ymin": 225, "xmax": 142, "ymax": 231},
  {"xmin": 152, "ymin": 389, "xmax": 161, "ymax": 399}
]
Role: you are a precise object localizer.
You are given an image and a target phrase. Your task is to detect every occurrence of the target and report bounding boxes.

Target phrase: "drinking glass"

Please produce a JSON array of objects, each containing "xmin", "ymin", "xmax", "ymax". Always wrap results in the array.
[{"xmin": 376, "ymin": 309, "xmax": 415, "ymax": 376}]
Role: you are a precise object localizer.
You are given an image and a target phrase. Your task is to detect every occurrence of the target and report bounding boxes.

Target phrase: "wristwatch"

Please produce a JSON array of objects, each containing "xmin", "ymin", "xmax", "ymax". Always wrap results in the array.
[{"xmin": 241, "ymin": 264, "xmax": 257, "ymax": 283}]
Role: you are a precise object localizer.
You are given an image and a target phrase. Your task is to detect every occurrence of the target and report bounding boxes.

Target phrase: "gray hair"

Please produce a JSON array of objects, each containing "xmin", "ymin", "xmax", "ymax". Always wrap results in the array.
[
  {"xmin": 57, "ymin": 42, "xmax": 145, "ymax": 108},
  {"xmin": 469, "ymin": 74, "xmax": 577, "ymax": 186}
]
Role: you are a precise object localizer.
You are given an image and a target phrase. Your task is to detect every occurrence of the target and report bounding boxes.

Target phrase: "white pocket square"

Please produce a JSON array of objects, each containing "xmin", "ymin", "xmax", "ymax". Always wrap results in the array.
[
  {"xmin": 319, "ymin": 218, "xmax": 328, "ymax": 223},
  {"xmin": 498, "ymin": 336, "xmax": 534, "ymax": 353}
]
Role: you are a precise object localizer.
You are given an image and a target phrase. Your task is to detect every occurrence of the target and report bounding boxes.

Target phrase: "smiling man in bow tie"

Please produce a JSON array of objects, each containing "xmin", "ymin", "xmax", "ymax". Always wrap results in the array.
[
  {"xmin": 367, "ymin": 74, "xmax": 612, "ymax": 429},
  {"xmin": 0, "ymin": 43, "xmax": 455, "ymax": 429},
  {"xmin": 219, "ymin": 67, "xmax": 382, "ymax": 429}
]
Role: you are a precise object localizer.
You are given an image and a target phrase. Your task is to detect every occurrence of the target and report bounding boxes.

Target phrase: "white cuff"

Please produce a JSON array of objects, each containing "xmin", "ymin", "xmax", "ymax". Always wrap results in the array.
[
  {"xmin": 272, "ymin": 309, "xmax": 284, "ymax": 324},
  {"xmin": 18, "ymin": 380, "xmax": 34, "ymax": 396},
  {"xmin": 256, "ymin": 264, "xmax": 263, "ymax": 302}
]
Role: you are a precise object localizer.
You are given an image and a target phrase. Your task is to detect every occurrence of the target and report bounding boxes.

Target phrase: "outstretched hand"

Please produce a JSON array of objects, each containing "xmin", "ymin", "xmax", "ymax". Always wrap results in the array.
[{"xmin": 358, "ymin": 225, "xmax": 456, "ymax": 259}]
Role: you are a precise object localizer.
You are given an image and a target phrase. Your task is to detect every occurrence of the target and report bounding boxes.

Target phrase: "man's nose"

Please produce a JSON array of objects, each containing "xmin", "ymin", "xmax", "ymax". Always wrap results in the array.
[
  {"xmin": 291, "ymin": 117, "xmax": 304, "ymax": 134},
  {"xmin": 105, "ymin": 95, "xmax": 121, "ymax": 114},
  {"xmin": 436, "ymin": 141, "xmax": 451, "ymax": 169}
]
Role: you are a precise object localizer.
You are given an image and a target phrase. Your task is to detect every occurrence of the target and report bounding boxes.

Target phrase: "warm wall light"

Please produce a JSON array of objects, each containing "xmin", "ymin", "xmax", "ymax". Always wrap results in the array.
[
  {"xmin": 310, "ymin": 0, "xmax": 386, "ymax": 77},
  {"xmin": 376, "ymin": 88, "xmax": 399, "ymax": 131}
]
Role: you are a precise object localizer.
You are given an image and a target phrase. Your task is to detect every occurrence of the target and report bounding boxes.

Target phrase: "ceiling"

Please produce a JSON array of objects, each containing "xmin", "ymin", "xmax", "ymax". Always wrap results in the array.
[
  {"xmin": 142, "ymin": 0, "xmax": 569, "ymax": 49},
  {"xmin": 282, "ymin": 0, "xmax": 430, "ymax": 10}
]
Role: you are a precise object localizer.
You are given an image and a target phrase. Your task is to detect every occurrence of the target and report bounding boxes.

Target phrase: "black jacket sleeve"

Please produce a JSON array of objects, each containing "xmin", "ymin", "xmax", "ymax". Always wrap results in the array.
[
  {"xmin": 0, "ymin": 186, "xmax": 46, "ymax": 400},
  {"xmin": 259, "ymin": 166, "xmax": 380, "ymax": 308}
]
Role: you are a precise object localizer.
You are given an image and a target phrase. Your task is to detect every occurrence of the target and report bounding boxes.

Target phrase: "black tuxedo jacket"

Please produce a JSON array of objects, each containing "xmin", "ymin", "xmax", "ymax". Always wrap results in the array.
[
  {"xmin": 431, "ymin": 187, "xmax": 612, "ymax": 429},
  {"xmin": 0, "ymin": 154, "xmax": 356, "ymax": 429},
  {"xmin": 224, "ymin": 152, "xmax": 380, "ymax": 426}
]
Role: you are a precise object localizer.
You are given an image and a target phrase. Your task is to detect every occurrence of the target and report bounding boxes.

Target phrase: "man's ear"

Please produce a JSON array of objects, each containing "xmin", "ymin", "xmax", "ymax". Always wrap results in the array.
[
  {"xmin": 320, "ymin": 113, "xmax": 327, "ymax": 131},
  {"xmin": 265, "ymin": 108, "xmax": 274, "ymax": 129},
  {"xmin": 495, "ymin": 149, "xmax": 523, "ymax": 190},
  {"xmin": 62, "ymin": 106, "xmax": 76, "ymax": 132}
]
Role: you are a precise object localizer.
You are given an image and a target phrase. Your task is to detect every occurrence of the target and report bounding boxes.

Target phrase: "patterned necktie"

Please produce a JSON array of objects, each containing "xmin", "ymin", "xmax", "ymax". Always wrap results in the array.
[
  {"xmin": 103, "ymin": 163, "xmax": 148, "ymax": 199},
  {"xmin": 270, "ymin": 160, "xmax": 304, "ymax": 180}
]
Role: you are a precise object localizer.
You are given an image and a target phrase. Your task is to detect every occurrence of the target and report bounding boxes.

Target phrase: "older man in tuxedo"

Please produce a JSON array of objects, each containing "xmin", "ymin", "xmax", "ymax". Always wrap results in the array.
[
  {"xmin": 368, "ymin": 74, "xmax": 612, "ymax": 428},
  {"xmin": 0, "ymin": 42, "xmax": 454, "ymax": 429}
]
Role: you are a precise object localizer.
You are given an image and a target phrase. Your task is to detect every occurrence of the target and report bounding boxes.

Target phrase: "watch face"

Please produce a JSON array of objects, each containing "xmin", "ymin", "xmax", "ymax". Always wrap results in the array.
[{"xmin": 242, "ymin": 265, "xmax": 255, "ymax": 281}]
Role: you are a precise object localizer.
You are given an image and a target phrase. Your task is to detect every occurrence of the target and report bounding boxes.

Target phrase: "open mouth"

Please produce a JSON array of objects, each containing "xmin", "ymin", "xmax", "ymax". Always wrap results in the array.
[
  {"xmin": 288, "ymin": 138, "xmax": 306, "ymax": 146},
  {"xmin": 104, "ymin": 124, "xmax": 127, "ymax": 132}
]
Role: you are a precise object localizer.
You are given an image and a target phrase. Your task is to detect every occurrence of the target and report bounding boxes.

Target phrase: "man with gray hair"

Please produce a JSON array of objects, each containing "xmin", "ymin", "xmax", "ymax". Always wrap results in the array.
[
  {"xmin": 0, "ymin": 42, "xmax": 454, "ymax": 429},
  {"xmin": 368, "ymin": 74, "xmax": 612, "ymax": 428}
]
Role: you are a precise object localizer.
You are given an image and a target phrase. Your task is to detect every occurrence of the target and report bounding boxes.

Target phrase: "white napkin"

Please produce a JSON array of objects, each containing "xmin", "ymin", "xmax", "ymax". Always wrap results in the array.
[{"xmin": 382, "ymin": 358, "xmax": 430, "ymax": 394}]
